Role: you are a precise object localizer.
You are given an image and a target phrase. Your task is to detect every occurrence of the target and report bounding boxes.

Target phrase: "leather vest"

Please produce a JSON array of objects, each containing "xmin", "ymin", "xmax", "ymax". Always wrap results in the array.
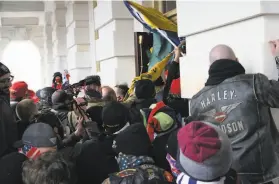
[{"xmin": 190, "ymin": 74, "xmax": 279, "ymax": 183}]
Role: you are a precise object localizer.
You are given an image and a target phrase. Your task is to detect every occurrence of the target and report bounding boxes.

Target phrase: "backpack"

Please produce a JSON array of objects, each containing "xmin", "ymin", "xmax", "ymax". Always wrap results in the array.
[
  {"xmin": 109, "ymin": 164, "xmax": 175, "ymax": 184},
  {"xmin": 50, "ymin": 109, "xmax": 71, "ymax": 136},
  {"xmin": 140, "ymin": 101, "xmax": 179, "ymax": 142},
  {"xmin": 34, "ymin": 108, "xmax": 65, "ymax": 139}
]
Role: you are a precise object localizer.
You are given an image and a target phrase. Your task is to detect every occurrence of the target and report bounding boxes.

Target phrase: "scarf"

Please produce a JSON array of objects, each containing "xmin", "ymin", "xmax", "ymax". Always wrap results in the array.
[
  {"xmin": 177, "ymin": 173, "xmax": 226, "ymax": 184},
  {"xmin": 18, "ymin": 144, "xmax": 41, "ymax": 159},
  {"xmin": 205, "ymin": 59, "xmax": 245, "ymax": 86},
  {"xmin": 146, "ymin": 101, "xmax": 166, "ymax": 141},
  {"xmin": 166, "ymin": 153, "xmax": 181, "ymax": 177},
  {"xmin": 117, "ymin": 153, "xmax": 154, "ymax": 171},
  {"xmin": 52, "ymin": 83, "xmax": 62, "ymax": 90}
]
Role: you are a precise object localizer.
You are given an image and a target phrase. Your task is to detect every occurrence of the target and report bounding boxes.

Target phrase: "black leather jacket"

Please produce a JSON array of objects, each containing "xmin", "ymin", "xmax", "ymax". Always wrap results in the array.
[
  {"xmin": 0, "ymin": 95, "xmax": 18, "ymax": 157},
  {"xmin": 190, "ymin": 73, "xmax": 279, "ymax": 184}
]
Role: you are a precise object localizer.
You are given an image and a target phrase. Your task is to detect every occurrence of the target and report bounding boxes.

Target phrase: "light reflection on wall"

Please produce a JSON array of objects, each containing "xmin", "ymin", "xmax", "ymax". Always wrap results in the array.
[{"xmin": 2, "ymin": 40, "xmax": 42, "ymax": 91}]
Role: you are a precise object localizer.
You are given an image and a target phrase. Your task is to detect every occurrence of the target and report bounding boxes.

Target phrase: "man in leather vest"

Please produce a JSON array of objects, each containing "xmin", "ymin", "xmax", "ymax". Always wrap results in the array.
[{"xmin": 188, "ymin": 40, "xmax": 279, "ymax": 184}]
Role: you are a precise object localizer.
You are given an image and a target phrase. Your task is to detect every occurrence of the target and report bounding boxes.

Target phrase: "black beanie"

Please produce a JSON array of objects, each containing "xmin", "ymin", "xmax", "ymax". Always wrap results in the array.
[
  {"xmin": 102, "ymin": 101, "xmax": 129, "ymax": 134},
  {"xmin": 53, "ymin": 72, "xmax": 62, "ymax": 78},
  {"xmin": 0, "ymin": 62, "xmax": 10, "ymax": 77},
  {"xmin": 135, "ymin": 79, "xmax": 155, "ymax": 99},
  {"xmin": 51, "ymin": 90, "xmax": 71, "ymax": 105},
  {"xmin": 86, "ymin": 106, "xmax": 103, "ymax": 125},
  {"xmin": 113, "ymin": 123, "xmax": 151, "ymax": 156}
]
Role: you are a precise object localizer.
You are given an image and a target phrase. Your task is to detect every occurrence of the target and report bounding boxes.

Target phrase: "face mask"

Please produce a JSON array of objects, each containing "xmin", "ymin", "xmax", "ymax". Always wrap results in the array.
[
  {"xmin": 85, "ymin": 89, "xmax": 102, "ymax": 99},
  {"xmin": 55, "ymin": 77, "xmax": 61, "ymax": 83}
]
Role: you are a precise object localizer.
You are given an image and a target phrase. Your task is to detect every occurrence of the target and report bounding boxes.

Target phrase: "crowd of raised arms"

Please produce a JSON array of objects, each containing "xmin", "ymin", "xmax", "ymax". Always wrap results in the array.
[{"xmin": 1, "ymin": 40, "xmax": 279, "ymax": 184}]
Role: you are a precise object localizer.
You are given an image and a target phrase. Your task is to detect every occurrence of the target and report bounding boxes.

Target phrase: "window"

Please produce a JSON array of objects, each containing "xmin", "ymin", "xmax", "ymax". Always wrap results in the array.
[{"xmin": 162, "ymin": 0, "xmax": 176, "ymax": 13}]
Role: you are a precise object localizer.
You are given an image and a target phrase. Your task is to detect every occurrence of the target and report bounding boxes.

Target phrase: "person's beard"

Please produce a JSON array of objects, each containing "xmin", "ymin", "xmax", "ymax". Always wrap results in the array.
[{"xmin": 0, "ymin": 85, "xmax": 10, "ymax": 102}]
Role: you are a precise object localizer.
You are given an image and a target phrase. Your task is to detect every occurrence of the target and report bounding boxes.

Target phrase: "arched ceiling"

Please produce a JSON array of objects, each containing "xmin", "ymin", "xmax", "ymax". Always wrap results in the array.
[{"xmin": 0, "ymin": 1, "xmax": 48, "ymax": 54}]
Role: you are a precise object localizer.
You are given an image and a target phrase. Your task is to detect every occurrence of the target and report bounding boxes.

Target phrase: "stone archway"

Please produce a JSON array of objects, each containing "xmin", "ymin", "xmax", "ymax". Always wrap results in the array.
[{"xmin": 2, "ymin": 40, "xmax": 42, "ymax": 91}]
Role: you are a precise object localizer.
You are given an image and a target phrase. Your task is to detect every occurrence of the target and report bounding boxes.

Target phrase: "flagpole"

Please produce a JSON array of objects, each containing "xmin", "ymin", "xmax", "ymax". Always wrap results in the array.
[
  {"xmin": 156, "ymin": 28, "xmax": 177, "ymax": 47},
  {"xmin": 139, "ymin": 35, "xmax": 143, "ymax": 74},
  {"xmin": 156, "ymin": 28, "xmax": 185, "ymax": 57}
]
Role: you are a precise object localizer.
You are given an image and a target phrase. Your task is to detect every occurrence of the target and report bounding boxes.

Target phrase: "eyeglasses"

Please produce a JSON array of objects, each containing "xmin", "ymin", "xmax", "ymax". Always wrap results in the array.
[{"xmin": 0, "ymin": 75, "xmax": 14, "ymax": 83}]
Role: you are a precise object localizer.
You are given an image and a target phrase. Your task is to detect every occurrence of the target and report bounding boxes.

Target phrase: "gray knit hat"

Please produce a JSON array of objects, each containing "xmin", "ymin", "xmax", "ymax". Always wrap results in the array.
[{"xmin": 177, "ymin": 121, "xmax": 233, "ymax": 181}]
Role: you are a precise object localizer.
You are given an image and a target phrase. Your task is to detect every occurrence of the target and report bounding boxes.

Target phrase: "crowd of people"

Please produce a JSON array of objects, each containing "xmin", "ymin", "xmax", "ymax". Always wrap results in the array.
[{"xmin": 0, "ymin": 39, "xmax": 279, "ymax": 184}]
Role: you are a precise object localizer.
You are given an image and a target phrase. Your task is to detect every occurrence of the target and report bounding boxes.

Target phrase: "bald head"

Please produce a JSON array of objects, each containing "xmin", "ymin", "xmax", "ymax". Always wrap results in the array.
[{"xmin": 209, "ymin": 44, "xmax": 237, "ymax": 64}]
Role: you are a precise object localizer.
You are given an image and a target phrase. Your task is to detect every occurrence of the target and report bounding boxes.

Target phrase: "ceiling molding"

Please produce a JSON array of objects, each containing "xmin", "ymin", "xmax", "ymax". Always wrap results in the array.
[
  {"xmin": 1, "ymin": 17, "xmax": 39, "ymax": 26},
  {"xmin": 0, "ymin": 1, "xmax": 44, "ymax": 12},
  {"xmin": 0, "ymin": 11, "xmax": 45, "ymax": 26}
]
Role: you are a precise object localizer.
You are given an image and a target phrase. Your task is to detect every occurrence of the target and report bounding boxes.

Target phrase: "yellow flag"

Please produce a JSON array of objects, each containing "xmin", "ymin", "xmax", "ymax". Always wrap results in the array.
[
  {"xmin": 127, "ymin": 1, "xmax": 177, "ymax": 32},
  {"xmin": 125, "ymin": 53, "xmax": 172, "ymax": 99}
]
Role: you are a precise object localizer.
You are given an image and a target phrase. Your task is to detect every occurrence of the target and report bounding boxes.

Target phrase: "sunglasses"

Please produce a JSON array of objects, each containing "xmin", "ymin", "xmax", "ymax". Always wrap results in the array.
[{"xmin": 0, "ymin": 75, "xmax": 14, "ymax": 83}]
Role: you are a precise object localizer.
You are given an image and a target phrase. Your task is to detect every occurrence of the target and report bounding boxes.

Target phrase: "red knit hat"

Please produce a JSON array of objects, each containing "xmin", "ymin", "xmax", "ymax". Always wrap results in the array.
[
  {"xmin": 28, "ymin": 89, "xmax": 39, "ymax": 103},
  {"xmin": 10, "ymin": 81, "xmax": 28, "ymax": 99},
  {"xmin": 177, "ymin": 121, "xmax": 232, "ymax": 181}
]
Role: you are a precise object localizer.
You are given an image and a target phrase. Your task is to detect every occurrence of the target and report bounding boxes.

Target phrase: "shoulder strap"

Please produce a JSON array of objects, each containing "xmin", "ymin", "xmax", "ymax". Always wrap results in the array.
[
  {"xmin": 50, "ymin": 109, "xmax": 66, "ymax": 129},
  {"xmin": 67, "ymin": 112, "xmax": 76, "ymax": 133}
]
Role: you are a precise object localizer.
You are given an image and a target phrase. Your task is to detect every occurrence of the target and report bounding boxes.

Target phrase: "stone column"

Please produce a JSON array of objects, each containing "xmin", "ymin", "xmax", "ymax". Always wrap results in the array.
[
  {"xmin": 177, "ymin": 2, "xmax": 279, "ymax": 131},
  {"xmin": 52, "ymin": 1, "xmax": 67, "ymax": 73},
  {"xmin": 43, "ymin": 11, "xmax": 54, "ymax": 85},
  {"xmin": 88, "ymin": 0, "xmax": 96, "ymax": 74},
  {"xmin": 65, "ymin": 1, "xmax": 91, "ymax": 83},
  {"xmin": 0, "ymin": 27, "xmax": 11, "ymax": 62},
  {"xmin": 93, "ymin": 1, "xmax": 135, "ymax": 86},
  {"xmin": 0, "ymin": 39, "xmax": 10, "ymax": 62}
]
